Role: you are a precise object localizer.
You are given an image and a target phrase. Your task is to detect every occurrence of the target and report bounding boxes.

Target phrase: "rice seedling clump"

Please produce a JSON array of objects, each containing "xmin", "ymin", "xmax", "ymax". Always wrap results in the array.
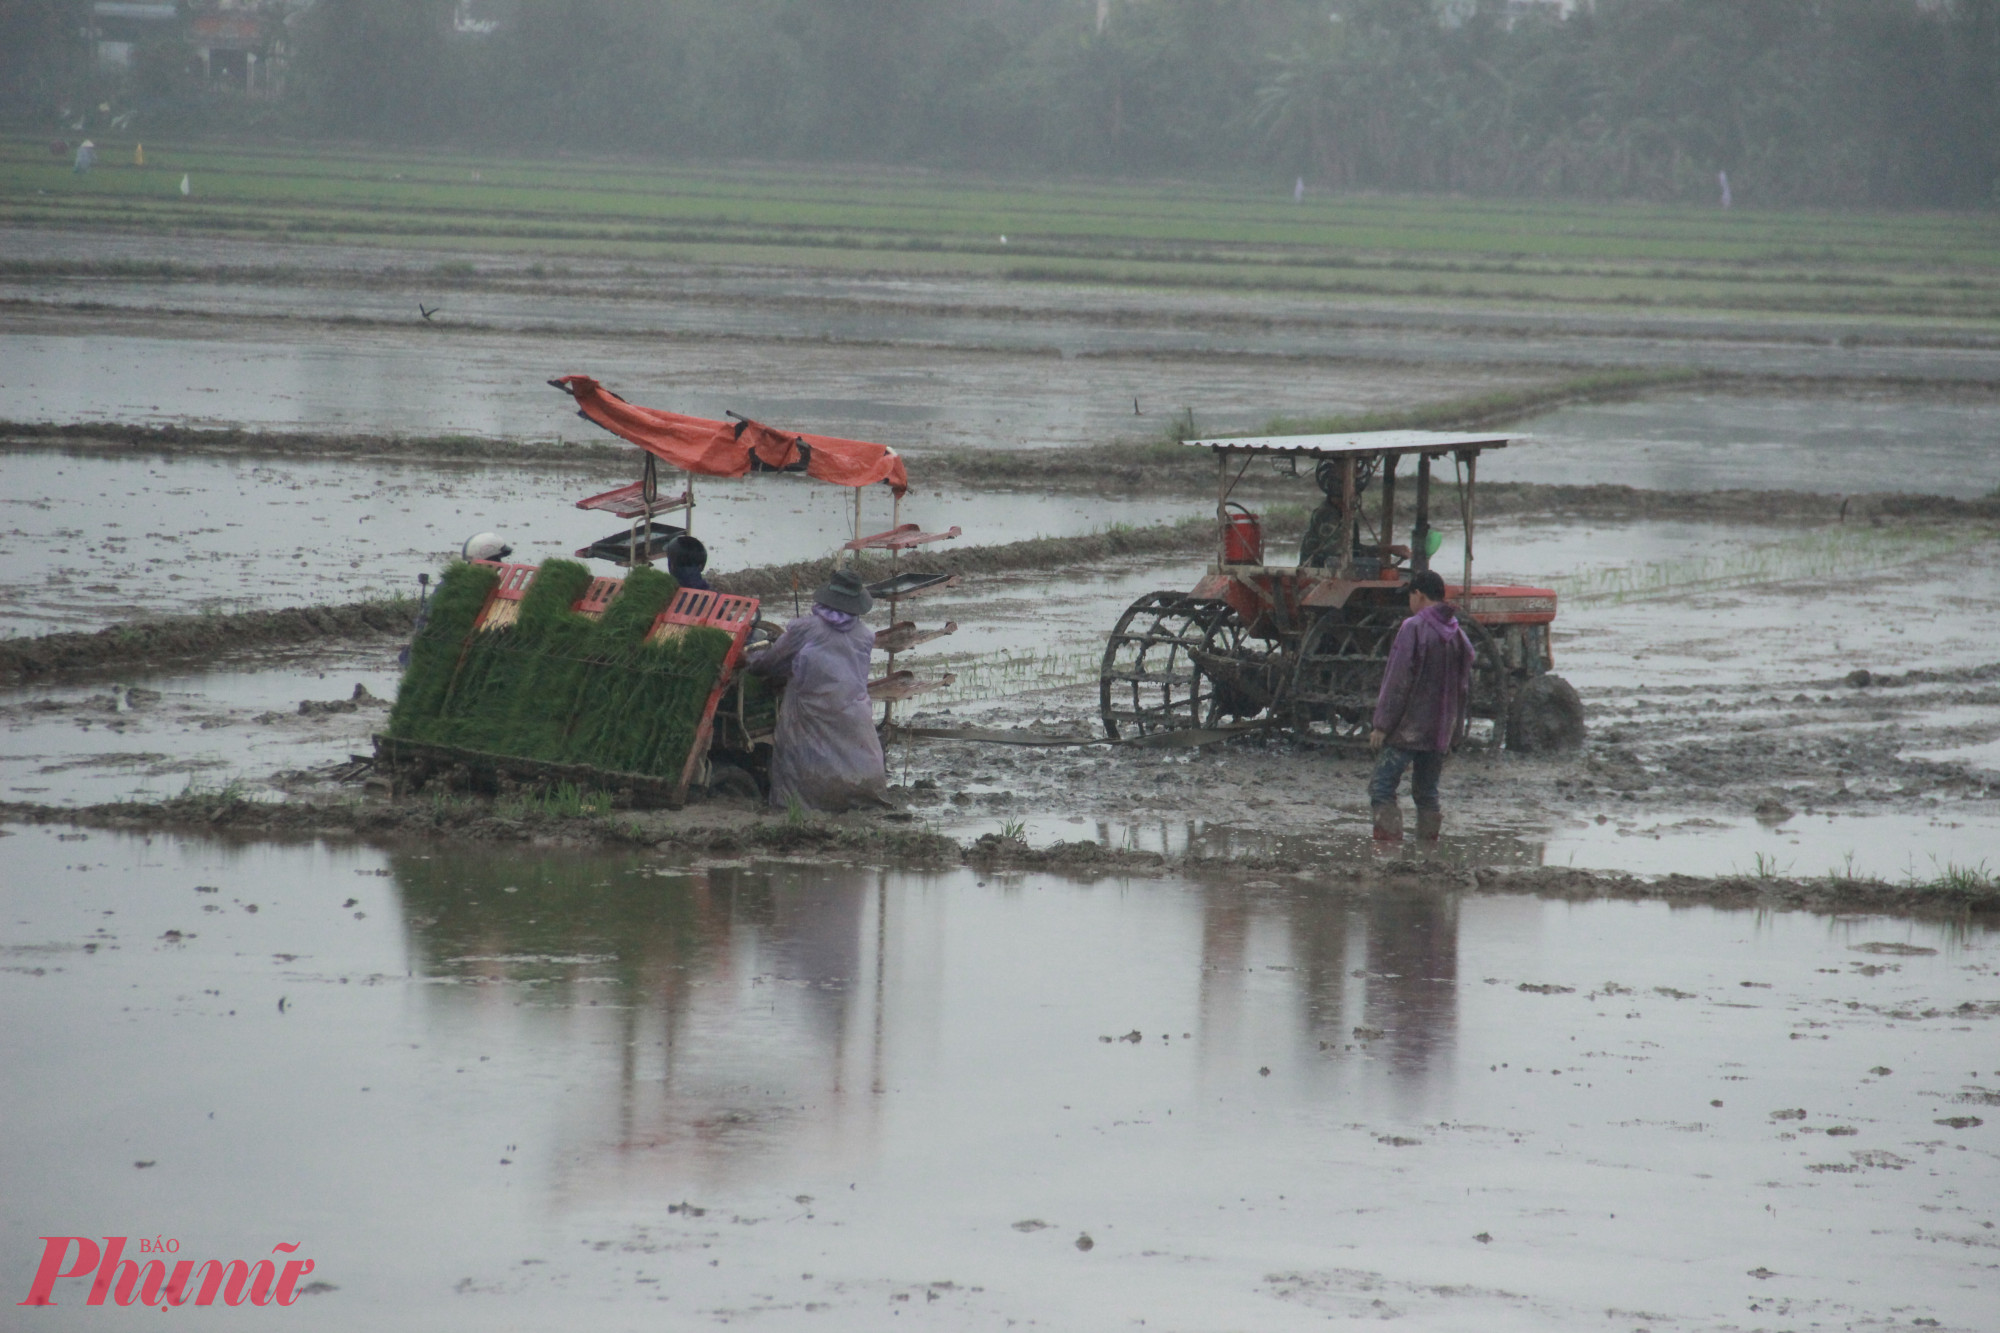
[{"xmin": 389, "ymin": 560, "xmax": 733, "ymax": 778}]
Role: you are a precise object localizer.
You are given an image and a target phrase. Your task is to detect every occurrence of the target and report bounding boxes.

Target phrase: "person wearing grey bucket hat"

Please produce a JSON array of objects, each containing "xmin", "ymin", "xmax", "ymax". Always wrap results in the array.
[
  {"xmin": 746, "ymin": 566, "xmax": 887, "ymax": 811},
  {"xmin": 814, "ymin": 568, "xmax": 873, "ymax": 616}
]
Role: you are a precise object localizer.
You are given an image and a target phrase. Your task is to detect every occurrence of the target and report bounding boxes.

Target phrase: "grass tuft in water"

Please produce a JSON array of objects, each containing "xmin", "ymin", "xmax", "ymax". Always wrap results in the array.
[
  {"xmin": 1904, "ymin": 856, "xmax": 1995, "ymax": 893},
  {"xmin": 1750, "ymin": 851, "xmax": 1787, "ymax": 879}
]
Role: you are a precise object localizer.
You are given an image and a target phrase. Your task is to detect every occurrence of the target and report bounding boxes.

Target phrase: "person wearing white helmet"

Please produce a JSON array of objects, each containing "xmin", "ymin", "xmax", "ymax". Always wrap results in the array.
[{"xmin": 462, "ymin": 533, "xmax": 512, "ymax": 563}]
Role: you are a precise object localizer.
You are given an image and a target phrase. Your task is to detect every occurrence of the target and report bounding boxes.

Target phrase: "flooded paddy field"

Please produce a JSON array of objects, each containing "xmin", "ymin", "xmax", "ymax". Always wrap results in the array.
[
  {"xmin": 0, "ymin": 305, "xmax": 1555, "ymax": 454},
  {"xmin": 0, "ymin": 448, "xmax": 1188, "ymax": 635},
  {"xmin": 8, "ymin": 519, "xmax": 1997, "ymax": 886},
  {"xmin": 9, "ymin": 304, "xmax": 2000, "ymax": 482},
  {"xmin": 6, "ymin": 200, "xmax": 2000, "ymax": 1329},
  {"xmin": 7, "ymin": 215, "xmax": 2000, "ymax": 374},
  {"xmin": 6, "ymin": 380, "xmax": 1997, "ymax": 635},
  {"xmin": 2, "ymin": 825, "xmax": 1995, "ymax": 1329},
  {"xmin": 1512, "ymin": 389, "xmax": 2000, "ymax": 497}
]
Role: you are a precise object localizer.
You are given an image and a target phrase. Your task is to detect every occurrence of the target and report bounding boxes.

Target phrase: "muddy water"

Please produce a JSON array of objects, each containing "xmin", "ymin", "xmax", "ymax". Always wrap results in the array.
[
  {"xmin": 2, "ymin": 826, "xmax": 1993, "ymax": 1329},
  {"xmin": 0, "ymin": 450, "xmax": 1186, "ymax": 634},
  {"xmin": 0, "ymin": 652, "xmax": 400, "ymax": 805}
]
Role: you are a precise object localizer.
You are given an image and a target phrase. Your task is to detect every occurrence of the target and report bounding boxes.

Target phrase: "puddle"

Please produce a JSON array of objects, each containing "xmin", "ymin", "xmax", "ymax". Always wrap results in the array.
[
  {"xmin": 1539, "ymin": 810, "xmax": 2000, "ymax": 883},
  {"xmin": 933, "ymin": 806, "xmax": 2000, "ymax": 886},
  {"xmin": 1906, "ymin": 737, "xmax": 2000, "ymax": 773},
  {"xmin": 935, "ymin": 810, "xmax": 1566, "ymax": 871},
  {"xmin": 0, "ymin": 653, "xmax": 400, "ymax": 805},
  {"xmin": 2, "ymin": 827, "xmax": 1994, "ymax": 1328}
]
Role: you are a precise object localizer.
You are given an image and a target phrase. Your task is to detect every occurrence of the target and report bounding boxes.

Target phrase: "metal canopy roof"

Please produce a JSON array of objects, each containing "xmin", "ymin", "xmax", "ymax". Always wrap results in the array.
[{"xmin": 1186, "ymin": 430, "xmax": 1511, "ymax": 457}]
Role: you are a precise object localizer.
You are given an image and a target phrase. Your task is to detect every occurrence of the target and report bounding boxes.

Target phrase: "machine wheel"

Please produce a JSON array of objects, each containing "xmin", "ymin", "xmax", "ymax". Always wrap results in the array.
[
  {"xmin": 705, "ymin": 757, "xmax": 765, "ymax": 801},
  {"xmin": 1192, "ymin": 604, "xmax": 1283, "ymax": 725},
  {"xmin": 1289, "ymin": 606, "xmax": 1402, "ymax": 743},
  {"xmin": 1460, "ymin": 617, "xmax": 1511, "ymax": 753},
  {"xmin": 1100, "ymin": 593, "xmax": 1230, "ymax": 740},
  {"xmin": 1506, "ymin": 673, "xmax": 1586, "ymax": 753}
]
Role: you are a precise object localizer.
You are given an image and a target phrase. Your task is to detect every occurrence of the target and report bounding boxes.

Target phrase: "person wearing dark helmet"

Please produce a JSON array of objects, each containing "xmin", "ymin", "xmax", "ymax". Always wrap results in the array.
[
  {"xmin": 1368, "ymin": 568, "xmax": 1473, "ymax": 843},
  {"xmin": 664, "ymin": 534, "xmax": 710, "ymax": 591},
  {"xmin": 746, "ymin": 568, "xmax": 887, "ymax": 812}
]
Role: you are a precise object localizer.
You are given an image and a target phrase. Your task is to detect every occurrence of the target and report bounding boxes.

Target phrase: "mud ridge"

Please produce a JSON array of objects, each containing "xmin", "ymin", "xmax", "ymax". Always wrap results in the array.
[
  {"xmin": 3, "ymin": 794, "xmax": 1992, "ymax": 918},
  {"xmin": 0, "ymin": 297, "xmax": 1073, "ymax": 360},
  {"xmin": 0, "ymin": 598, "xmax": 417, "ymax": 685},
  {"xmin": 0, "ymin": 420, "xmax": 632, "ymax": 471}
]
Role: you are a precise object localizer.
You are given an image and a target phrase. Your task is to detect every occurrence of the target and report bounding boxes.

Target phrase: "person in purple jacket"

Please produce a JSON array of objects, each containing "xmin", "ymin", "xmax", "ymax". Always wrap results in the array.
[
  {"xmin": 1368, "ymin": 569, "xmax": 1473, "ymax": 843},
  {"xmin": 747, "ymin": 568, "xmax": 888, "ymax": 812}
]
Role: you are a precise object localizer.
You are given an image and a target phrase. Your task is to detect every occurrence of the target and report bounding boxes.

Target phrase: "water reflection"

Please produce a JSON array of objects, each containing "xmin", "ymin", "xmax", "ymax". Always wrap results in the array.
[
  {"xmin": 7, "ymin": 826, "xmax": 1992, "ymax": 1328},
  {"xmin": 1362, "ymin": 892, "xmax": 1457, "ymax": 1083},
  {"xmin": 394, "ymin": 851, "xmax": 901, "ymax": 1193},
  {"xmin": 391, "ymin": 849, "xmax": 1466, "ymax": 1192}
]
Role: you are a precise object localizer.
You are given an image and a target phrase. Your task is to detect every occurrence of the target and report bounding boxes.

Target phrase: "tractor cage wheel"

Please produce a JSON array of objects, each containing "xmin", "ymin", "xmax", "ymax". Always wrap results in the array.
[{"xmin": 1100, "ymin": 592, "xmax": 1231, "ymax": 740}]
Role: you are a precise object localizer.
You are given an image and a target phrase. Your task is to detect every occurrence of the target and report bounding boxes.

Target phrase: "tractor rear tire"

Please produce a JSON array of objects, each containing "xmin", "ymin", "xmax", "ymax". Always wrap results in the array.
[
  {"xmin": 1506, "ymin": 673, "xmax": 1586, "ymax": 753},
  {"xmin": 1460, "ymin": 616, "xmax": 1510, "ymax": 753}
]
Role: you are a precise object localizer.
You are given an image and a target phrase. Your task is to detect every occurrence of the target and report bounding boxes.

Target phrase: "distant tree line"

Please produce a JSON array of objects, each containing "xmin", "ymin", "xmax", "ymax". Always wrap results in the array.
[{"xmin": 11, "ymin": 0, "xmax": 1999, "ymax": 207}]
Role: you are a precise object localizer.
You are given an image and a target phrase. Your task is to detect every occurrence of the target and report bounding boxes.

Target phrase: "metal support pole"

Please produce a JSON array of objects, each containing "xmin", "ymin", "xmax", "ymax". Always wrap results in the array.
[
  {"xmin": 1414, "ymin": 455, "xmax": 1432, "ymax": 573},
  {"xmin": 1460, "ymin": 451, "xmax": 1476, "ymax": 597},
  {"xmin": 1336, "ymin": 456, "xmax": 1357, "ymax": 579},
  {"xmin": 1215, "ymin": 449, "xmax": 1228, "ymax": 565},
  {"xmin": 633, "ymin": 453, "xmax": 658, "ymax": 568},
  {"xmin": 1378, "ymin": 453, "xmax": 1397, "ymax": 572}
]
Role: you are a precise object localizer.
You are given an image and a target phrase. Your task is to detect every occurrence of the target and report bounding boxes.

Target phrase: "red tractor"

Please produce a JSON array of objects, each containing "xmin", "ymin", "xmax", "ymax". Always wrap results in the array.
[{"xmin": 1100, "ymin": 431, "xmax": 1584, "ymax": 752}]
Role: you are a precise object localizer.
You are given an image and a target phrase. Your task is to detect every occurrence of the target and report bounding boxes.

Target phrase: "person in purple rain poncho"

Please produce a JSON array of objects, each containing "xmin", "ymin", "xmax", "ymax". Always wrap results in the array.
[
  {"xmin": 1368, "ymin": 569, "xmax": 1473, "ymax": 843},
  {"xmin": 747, "ymin": 568, "xmax": 888, "ymax": 812}
]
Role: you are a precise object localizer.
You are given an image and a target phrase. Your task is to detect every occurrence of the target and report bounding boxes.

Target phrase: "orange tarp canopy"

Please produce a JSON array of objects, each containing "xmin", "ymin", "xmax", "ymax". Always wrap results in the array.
[{"xmin": 553, "ymin": 374, "xmax": 909, "ymax": 495}]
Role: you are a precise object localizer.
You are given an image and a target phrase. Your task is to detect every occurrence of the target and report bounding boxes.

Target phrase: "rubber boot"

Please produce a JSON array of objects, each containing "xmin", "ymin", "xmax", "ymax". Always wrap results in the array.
[
  {"xmin": 1415, "ymin": 809, "xmax": 1442, "ymax": 843},
  {"xmin": 1371, "ymin": 803, "xmax": 1404, "ymax": 843}
]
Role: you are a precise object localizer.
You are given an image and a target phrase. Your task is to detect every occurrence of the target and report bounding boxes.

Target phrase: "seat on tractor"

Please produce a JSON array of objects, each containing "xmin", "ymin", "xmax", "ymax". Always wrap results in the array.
[{"xmin": 1298, "ymin": 500, "xmax": 1410, "ymax": 577}]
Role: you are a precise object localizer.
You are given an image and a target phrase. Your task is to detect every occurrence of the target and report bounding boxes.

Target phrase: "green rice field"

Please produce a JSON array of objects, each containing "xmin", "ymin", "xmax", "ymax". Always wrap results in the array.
[{"xmin": 5, "ymin": 136, "xmax": 1999, "ymax": 322}]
